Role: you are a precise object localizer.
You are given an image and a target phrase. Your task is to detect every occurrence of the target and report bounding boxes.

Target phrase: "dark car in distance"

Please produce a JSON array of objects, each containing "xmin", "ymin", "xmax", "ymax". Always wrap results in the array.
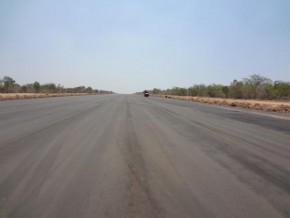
[{"xmin": 143, "ymin": 90, "xmax": 149, "ymax": 97}]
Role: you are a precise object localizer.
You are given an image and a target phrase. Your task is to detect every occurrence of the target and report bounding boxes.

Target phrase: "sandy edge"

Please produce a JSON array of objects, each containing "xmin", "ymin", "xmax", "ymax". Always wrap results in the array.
[
  {"xmin": 0, "ymin": 93, "xmax": 97, "ymax": 101},
  {"xmin": 153, "ymin": 95, "xmax": 290, "ymax": 113}
]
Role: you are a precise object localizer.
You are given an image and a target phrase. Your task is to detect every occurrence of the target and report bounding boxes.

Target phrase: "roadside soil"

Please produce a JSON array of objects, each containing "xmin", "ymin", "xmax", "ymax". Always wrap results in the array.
[
  {"xmin": 154, "ymin": 95, "xmax": 290, "ymax": 113},
  {"xmin": 0, "ymin": 93, "xmax": 95, "ymax": 101}
]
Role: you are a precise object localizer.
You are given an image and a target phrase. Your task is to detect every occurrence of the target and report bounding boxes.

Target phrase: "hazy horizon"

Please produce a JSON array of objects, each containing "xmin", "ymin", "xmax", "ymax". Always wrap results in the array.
[{"xmin": 1, "ymin": 0, "xmax": 290, "ymax": 94}]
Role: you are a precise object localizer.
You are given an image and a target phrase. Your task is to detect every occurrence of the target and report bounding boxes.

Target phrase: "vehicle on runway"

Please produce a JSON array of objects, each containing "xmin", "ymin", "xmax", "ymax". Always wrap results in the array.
[{"xmin": 143, "ymin": 90, "xmax": 149, "ymax": 97}]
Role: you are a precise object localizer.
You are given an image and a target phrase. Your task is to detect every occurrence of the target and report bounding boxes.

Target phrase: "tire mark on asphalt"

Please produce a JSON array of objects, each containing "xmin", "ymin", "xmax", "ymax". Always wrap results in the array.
[{"xmin": 113, "ymin": 101, "xmax": 163, "ymax": 218}]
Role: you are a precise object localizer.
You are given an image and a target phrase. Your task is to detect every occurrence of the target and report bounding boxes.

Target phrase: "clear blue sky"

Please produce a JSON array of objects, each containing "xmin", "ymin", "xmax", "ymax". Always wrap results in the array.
[{"xmin": 1, "ymin": 0, "xmax": 290, "ymax": 93}]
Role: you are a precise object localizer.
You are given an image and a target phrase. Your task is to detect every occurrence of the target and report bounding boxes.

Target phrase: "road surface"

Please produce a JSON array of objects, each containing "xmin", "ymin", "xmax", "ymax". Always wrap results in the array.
[{"xmin": 0, "ymin": 95, "xmax": 290, "ymax": 218}]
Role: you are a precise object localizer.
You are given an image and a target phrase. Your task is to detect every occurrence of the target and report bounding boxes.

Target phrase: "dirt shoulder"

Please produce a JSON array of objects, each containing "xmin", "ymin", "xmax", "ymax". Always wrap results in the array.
[
  {"xmin": 0, "ymin": 93, "xmax": 96, "ymax": 101},
  {"xmin": 153, "ymin": 95, "xmax": 290, "ymax": 113}
]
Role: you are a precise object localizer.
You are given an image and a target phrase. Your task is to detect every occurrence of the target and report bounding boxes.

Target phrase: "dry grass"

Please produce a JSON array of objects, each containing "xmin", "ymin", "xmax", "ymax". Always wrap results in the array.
[
  {"xmin": 155, "ymin": 95, "xmax": 290, "ymax": 113},
  {"xmin": 0, "ymin": 93, "xmax": 95, "ymax": 101}
]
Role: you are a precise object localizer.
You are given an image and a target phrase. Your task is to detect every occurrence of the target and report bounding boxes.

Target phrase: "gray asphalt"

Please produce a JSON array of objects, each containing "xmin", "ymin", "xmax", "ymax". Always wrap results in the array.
[{"xmin": 0, "ymin": 94, "xmax": 290, "ymax": 218}]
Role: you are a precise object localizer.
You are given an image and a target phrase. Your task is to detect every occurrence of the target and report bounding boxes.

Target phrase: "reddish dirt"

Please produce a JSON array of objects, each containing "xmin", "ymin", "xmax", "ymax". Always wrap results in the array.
[
  {"xmin": 0, "ymin": 93, "xmax": 94, "ymax": 101},
  {"xmin": 155, "ymin": 95, "xmax": 290, "ymax": 113}
]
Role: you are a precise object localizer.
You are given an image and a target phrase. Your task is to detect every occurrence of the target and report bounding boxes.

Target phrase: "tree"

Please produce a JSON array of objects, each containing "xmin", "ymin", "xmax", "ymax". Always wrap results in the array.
[
  {"xmin": 274, "ymin": 81, "xmax": 290, "ymax": 98},
  {"xmin": 243, "ymin": 74, "xmax": 271, "ymax": 87},
  {"xmin": 152, "ymin": 88, "xmax": 161, "ymax": 94},
  {"xmin": 85, "ymin": 87, "xmax": 93, "ymax": 93},
  {"xmin": 0, "ymin": 79, "xmax": 3, "ymax": 92},
  {"xmin": 230, "ymin": 80, "xmax": 243, "ymax": 99},
  {"xmin": 242, "ymin": 74, "xmax": 272, "ymax": 99},
  {"xmin": 40, "ymin": 83, "xmax": 57, "ymax": 93},
  {"xmin": 260, "ymin": 83, "xmax": 274, "ymax": 99},
  {"xmin": 56, "ymin": 84, "xmax": 64, "ymax": 93},
  {"xmin": 188, "ymin": 84, "xmax": 207, "ymax": 96},
  {"xmin": 172, "ymin": 87, "xmax": 187, "ymax": 96},
  {"xmin": 2, "ymin": 76, "xmax": 16, "ymax": 93},
  {"xmin": 222, "ymin": 86, "xmax": 230, "ymax": 98},
  {"xmin": 20, "ymin": 85, "xmax": 27, "ymax": 93},
  {"xmin": 33, "ymin": 81, "xmax": 40, "ymax": 93},
  {"xmin": 73, "ymin": 86, "xmax": 86, "ymax": 93},
  {"xmin": 207, "ymin": 84, "xmax": 224, "ymax": 97}
]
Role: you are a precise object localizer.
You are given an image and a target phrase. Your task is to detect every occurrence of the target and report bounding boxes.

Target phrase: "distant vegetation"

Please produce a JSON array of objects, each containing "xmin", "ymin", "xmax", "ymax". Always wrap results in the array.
[
  {"xmin": 0, "ymin": 76, "xmax": 114, "ymax": 94},
  {"xmin": 147, "ymin": 74, "xmax": 290, "ymax": 100}
]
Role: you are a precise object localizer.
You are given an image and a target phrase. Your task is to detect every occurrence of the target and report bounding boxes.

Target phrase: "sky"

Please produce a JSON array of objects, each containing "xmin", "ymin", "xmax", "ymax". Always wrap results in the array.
[{"xmin": 0, "ymin": 0, "xmax": 290, "ymax": 93}]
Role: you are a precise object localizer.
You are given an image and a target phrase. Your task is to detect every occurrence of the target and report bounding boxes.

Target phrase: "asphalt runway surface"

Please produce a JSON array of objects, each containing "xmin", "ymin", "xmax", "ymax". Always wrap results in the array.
[{"xmin": 0, "ymin": 95, "xmax": 290, "ymax": 218}]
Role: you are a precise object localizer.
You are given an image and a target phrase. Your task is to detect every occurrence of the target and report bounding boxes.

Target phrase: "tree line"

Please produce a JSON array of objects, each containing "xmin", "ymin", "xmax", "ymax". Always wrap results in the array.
[
  {"xmin": 149, "ymin": 74, "xmax": 290, "ymax": 100},
  {"xmin": 0, "ymin": 76, "xmax": 114, "ymax": 94}
]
